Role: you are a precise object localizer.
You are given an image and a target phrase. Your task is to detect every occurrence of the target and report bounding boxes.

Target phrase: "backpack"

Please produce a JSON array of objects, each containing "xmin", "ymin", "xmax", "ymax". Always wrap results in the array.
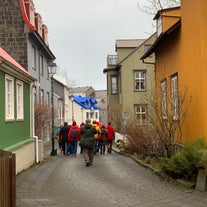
[{"xmin": 71, "ymin": 127, "xmax": 78, "ymax": 138}]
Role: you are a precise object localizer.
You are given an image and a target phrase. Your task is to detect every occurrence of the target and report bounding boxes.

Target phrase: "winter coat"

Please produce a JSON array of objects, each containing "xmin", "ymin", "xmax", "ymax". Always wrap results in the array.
[
  {"xmin": 68, "ymin": 125, "xmax": 80, "ymax": 141},
  {"xmin": 92, "ymin": 123, "xmax": 101, "ymax": 139},
  {"xmin": 106, "ymin": 125, "xmax": 115, "ymax": 141},
  {"xmin": 60, "ymin": 125, "xmax": 70, "ymax": 142},
  {"xmin": 79, "ymin": 124, "xmax": 97, "ymax": 149},
  {"xmin": 98, "ymin": 127, "xmax": 108, "ymax": 145}
]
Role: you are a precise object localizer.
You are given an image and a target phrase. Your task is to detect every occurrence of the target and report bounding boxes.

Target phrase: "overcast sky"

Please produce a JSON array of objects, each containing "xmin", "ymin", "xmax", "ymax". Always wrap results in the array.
[{"xmin": 33, "ymin": 0, "xmax": 155, "ymax": 90}]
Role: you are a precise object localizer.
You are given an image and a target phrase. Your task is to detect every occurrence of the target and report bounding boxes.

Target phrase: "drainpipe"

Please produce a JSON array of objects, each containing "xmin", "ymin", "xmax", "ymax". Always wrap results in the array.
[
  {"xmin": 31, "ymin": 82, "xmax": 39, "ymax": 163},
  {"xmin": 33, "ymin": 136, "xmax": 39, "ymax": 163}
]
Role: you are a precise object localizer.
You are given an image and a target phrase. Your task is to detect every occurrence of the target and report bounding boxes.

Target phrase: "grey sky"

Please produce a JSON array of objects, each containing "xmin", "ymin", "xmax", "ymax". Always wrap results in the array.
[{"xmin": 33, "ymin": 0, "xmax": 154, "ymax": 90}]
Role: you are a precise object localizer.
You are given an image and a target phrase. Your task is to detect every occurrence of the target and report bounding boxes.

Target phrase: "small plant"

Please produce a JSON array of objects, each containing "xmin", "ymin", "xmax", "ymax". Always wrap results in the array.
[{"xmin": 159, "ymin": 138, "xmax": 207, "ymax": 181}]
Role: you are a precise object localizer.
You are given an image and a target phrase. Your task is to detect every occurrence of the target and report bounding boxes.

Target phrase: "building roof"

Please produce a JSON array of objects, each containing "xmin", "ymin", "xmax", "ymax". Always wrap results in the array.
[
  {"xmin": 73, "ymin": 96, "xmax": 100, "ymax": 110},
  {"xmin": 53, "ymin": 74, "xmax": 69, "ymax": 87},
  {"xmin": 116, "ymin": 39, "xmax": 146, "ymax": 51},
  {"xmin": 0, "ymin": 47, "xmax": 35, "ymax": 80},
  {"xmin": 69, "ymin": 86, "xmax": 94, "ymax": 93},
  {"xmin": 141, "ymin": 20, "xmax": 181, "ymax": 59}
]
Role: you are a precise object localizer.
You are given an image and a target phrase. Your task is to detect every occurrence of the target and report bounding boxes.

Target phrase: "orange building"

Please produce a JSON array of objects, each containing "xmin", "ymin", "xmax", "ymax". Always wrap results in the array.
[{"xmin": 142, "ymin": 0, "xmax": 207, "ymax": 144}]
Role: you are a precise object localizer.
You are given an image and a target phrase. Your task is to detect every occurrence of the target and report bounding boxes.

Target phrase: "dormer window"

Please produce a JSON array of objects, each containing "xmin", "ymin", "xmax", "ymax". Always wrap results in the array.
[
  {"xmin": 30, "ymin": 2, "xmax": 35, "ymax": 25},
  {"xmin": 24, "ymin": 0, "xmax": 35, "ymax": 26},
  {"xmin": 42, "ymin": 25, "xmax": 49, "ymax": 46},
  {"xmin": 35, "ymin": 13, "xmax": 42, "ymax": 36},
  {"xmin": 157, "ymin": 16, "xmax": 162, "ymax": 36}
]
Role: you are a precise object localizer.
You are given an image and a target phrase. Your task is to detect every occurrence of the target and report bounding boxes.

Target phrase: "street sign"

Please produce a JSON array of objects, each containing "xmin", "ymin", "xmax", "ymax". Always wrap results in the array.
[{"xmin": 122, "ymin": 109, "xmax": 131, "ymax": 120}]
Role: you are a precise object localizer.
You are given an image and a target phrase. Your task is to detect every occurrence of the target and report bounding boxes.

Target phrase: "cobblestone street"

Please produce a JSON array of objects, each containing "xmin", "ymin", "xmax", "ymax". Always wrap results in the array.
[{"xmin": 16, "ymin": 142, "xmax": 207, "ymax": 207}]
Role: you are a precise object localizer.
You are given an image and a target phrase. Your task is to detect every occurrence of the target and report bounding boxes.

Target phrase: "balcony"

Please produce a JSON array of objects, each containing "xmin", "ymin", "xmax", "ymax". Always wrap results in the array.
[{"xmin": 107, "ymin": 55, "xmax": 118, "ymax": 66}]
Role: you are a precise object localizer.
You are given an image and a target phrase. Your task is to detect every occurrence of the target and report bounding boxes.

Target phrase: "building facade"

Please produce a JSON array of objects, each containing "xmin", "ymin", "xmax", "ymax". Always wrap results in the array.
[
  {"xmin": 0, "ymin": 0, "xmax": 56, "ymax": 140},
  {"xmin": 104, "ymin": 35, "xmax": 156, "ymax": 131},
  {"xmin": 0, "ymin": 47, "xmax": 36, "ymax": 173},
  {"xmin": 142, "ymin": 0, "xmax": 207, "ymax": 144}
]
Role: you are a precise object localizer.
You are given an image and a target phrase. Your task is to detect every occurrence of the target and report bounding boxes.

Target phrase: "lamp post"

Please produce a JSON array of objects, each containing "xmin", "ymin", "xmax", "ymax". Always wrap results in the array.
[
  {"xmin": 69, "ymin": 95, "xmax": 74, "ymax": 121},
  {"xmin": 48, "ymin": 62, "xmax": 57, "ymax": 156}
]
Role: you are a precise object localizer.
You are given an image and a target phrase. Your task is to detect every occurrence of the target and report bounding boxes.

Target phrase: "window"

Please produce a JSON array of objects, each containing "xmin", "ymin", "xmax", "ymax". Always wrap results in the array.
[
  {"xmin": 16, "ymin": 81, "xmax": 24, "ymax": 120},
  {"xmin": 5, "ymin": 75, "xmax": 14, "ymax": 121},
  {"xmin": 32, "ymin": 46, "xmax": 36, "ymax": 69},
  {"xmin": 135, "ymin": 105, "xmax": 147, "ymax": 125},
  {"xmin": 145, "ymin": 44, "xmax": 151, "ymax": 53},
  {"xmin": 46, "ymin": 92, "xmax": 50, "ymax": 106},
  {"xmin": 134, "ymin": 70, "xmax": 146, "ymax": 91},
  {"xmin": 40, "ymin": 89, "xmax": 44, "ymax": 104},
  {"xmin": 95, "ymin": 112, "xmax": 98, "ymax": 119},
  {"xmin": 171, "ymin": 75, "xmax": 179, "ymax": 120},
  {"xmin": 39, "ymin": 55, "xmax": 43, "ymax": 76},
  {"xmin": 86, "ymin": 112, "xmax": 90, "ymax": 119},
  {"xmin": 157, "ymin": 16, "xmax": 162, "ymax": 36},
  {"xmin": 161, "ymin": 80, "xmax": 167, "ymax": 119},
  {"xmin": 29, "ymin": 1, "xmax": 35, "ymax": 25},
  {"xmin": 111, "ymin": 76, "xmax": 118, "ymax": 94}
]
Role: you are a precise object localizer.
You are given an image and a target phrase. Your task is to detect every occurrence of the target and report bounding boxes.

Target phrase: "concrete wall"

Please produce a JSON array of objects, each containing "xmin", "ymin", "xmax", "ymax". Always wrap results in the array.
[{"xmin": 13, "ymin": 142, "xmax": 35, "ymax": 174}]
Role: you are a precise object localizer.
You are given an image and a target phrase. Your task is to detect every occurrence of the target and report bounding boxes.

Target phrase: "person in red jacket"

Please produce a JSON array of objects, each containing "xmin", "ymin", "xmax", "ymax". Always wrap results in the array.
[
  {"xmin": 68, "ymin": 121, "xmax": 80, "ymax": 156},
  {"xmin": 106, "ymin": 122, "xmax": 115, "ymax": 153}
]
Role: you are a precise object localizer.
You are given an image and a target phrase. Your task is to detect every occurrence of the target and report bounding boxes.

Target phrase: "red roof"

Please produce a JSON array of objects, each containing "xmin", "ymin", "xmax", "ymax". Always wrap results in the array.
[{"xmin": 0, "ymin": 47, "xmax": 33, "ymax": 77}]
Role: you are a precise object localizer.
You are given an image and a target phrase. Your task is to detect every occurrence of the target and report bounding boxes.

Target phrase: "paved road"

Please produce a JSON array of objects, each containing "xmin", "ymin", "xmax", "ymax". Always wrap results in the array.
[{"xmin": 16, "ymin": 142, "xmax": 207, "ymax": 207}]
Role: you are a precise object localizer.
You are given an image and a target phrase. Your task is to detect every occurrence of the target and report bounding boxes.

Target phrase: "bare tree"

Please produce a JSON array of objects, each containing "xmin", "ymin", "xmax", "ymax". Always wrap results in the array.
[
  {"xmin": 137, "ymin": 0, "xmax": 180, "ymax": 15},
  {"xmin": 147, "ymin": 87, "xmax": 192, "ymax": 158},
  {"xmin": 108, "ymin": 103, "xmax": 123, "ymax": 133},
  {"xmin": 34, "ymin": 103, "xmax": 51, "ymax": 140}
]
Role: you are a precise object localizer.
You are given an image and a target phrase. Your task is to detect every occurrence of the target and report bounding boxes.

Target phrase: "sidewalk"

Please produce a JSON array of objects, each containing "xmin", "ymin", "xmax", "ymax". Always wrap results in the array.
[{"xmin": 16, "ymin": 141, "xmax": 62, "ymax": 207}]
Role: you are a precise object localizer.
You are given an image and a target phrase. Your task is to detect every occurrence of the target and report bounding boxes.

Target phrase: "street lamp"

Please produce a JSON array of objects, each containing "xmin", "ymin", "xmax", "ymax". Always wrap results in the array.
[
  {"xmin": 48, "ymin": 62, "xmax": 57, "ymax": 156},
  {"xmin": 69, "ymin": 95, "xmax": 74, "ymax": 121}
]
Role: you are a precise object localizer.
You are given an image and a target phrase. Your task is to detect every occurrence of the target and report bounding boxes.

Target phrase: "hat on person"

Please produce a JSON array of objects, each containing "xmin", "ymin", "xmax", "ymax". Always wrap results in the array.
[{"xmin": 72, "ymin": 121, "xmax": 76, "ymax": 126}]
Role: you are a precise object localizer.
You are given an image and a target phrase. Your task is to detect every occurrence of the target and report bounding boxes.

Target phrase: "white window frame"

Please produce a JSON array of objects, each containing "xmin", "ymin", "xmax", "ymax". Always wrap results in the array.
[
  {"xmin": 39, "ymin": 55, "xmax": 44, "ymax": 76},
  {"xmin": 16, "ymin": 80, "xmax": 24, "ymax": 120},
  {"xmin": 161, "ymin": 80, "xmax": 167, "ymax": 119},
  {"xmin": 157, "ymin": 16, "xmax": 162, "ymax": 36},
  {"xmin": 5, "ymin": 75, "xmax": 14, "ymax": 121},
  {"xmin": 30, "ymin": 4, "xmax": 35, "ymax": 25},
  {"xmin": 171, "ymin": 75, "xmax": 179, "ymax": 120},
  {"xmin": 32, "ymin": 46, "xmax": 36, "ymax": 70},
  {"xmin": 111, "ymin": 76, "xmax": 118, "ymax": 94},
  {"xmin": 40, "ymin": 89, "xmax": 44, "ymax": 104},
  {"xmin": 135, "ymin": 104, "xmax": 147, "ymax": 125},
  {"xmin": 134, "ymin": 70, "xmax": 146, "ymax": 91}
]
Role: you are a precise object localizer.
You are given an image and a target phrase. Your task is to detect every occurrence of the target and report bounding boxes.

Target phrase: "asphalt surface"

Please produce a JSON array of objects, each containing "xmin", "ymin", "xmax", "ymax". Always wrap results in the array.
[{"xmin": 16, "ymin": 141, "xmax": 207, "ymax": 207}]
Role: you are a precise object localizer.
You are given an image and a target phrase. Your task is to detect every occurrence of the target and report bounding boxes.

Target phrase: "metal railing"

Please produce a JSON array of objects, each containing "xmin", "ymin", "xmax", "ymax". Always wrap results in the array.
[{"xmin": 0, "ymin": 150, "xmax": 16, "ymax": 207}]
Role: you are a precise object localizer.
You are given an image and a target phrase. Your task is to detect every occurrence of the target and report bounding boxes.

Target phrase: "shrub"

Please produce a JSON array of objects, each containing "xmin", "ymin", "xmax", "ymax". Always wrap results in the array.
[{"xmin": 159, "ymin": 138, "xmax": 207, "ymax": 180}]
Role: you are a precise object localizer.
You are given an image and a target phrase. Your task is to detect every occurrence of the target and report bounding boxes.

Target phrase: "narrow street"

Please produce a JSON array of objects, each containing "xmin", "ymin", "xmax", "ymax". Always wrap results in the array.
[{"xmin": 16, "ymin": 141, "xmax": 207, "ymax": 207}]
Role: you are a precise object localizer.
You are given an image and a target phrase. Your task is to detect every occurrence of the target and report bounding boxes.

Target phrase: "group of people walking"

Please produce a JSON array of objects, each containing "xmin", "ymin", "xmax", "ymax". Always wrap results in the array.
[{"xmin": 57, "ymin": 119, "xmax": 115, "ymax": 167}]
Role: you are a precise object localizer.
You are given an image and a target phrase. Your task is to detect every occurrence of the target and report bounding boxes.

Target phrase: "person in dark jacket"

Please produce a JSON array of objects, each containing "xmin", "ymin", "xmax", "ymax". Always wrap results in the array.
[
  {"xmin": 79, "ymin": 119, "xmax": 97, "ymax": 166},
  {"xmin": 59, "ymin": 122, "xmax": 70, "ymax": 155},
  {"xmin": 98, "ymin": 125, "xmax": 108, "ymax": 155}
]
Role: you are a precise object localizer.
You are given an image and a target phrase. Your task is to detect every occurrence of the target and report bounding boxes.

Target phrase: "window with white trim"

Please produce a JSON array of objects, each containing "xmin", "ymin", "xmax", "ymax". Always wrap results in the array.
[
  {"xmin": 134, "ymin": 70, "xmax": 146, "ymax": 91},
  {"xmin": 161, "ymin": 80, "xmax": 167, "ymax": 119},
  {"xmin": 32, "ymin": 46, "xmax": 36, "ymax": 70},
  {"xmin": 5, "ymin": 75, "xmax": 14, "ymax": 121},
  {"xmin": 40, "ymin": 89, "xmax": 44, "ymax": 104},
  {"xmin": 171, "ymin": 75, "xmax": 179, "ymax": 120},
  {"xmin": 16, "ymin": 80, "xmax": 24, "ymax": 120},
  {"xmin": 39, "ymin": 55, "xmax": 43, "ymax": 76},
  {"xmin": 135, "ymin": 104, "xmax": 147, "ymax": 125},
  {"xmin": 157, "ymin": 16, "xmax": 162, "ymax": 36},
  {"xmin": 111, "ymin": 76, "xmax": 118, "ymax": 94}
]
